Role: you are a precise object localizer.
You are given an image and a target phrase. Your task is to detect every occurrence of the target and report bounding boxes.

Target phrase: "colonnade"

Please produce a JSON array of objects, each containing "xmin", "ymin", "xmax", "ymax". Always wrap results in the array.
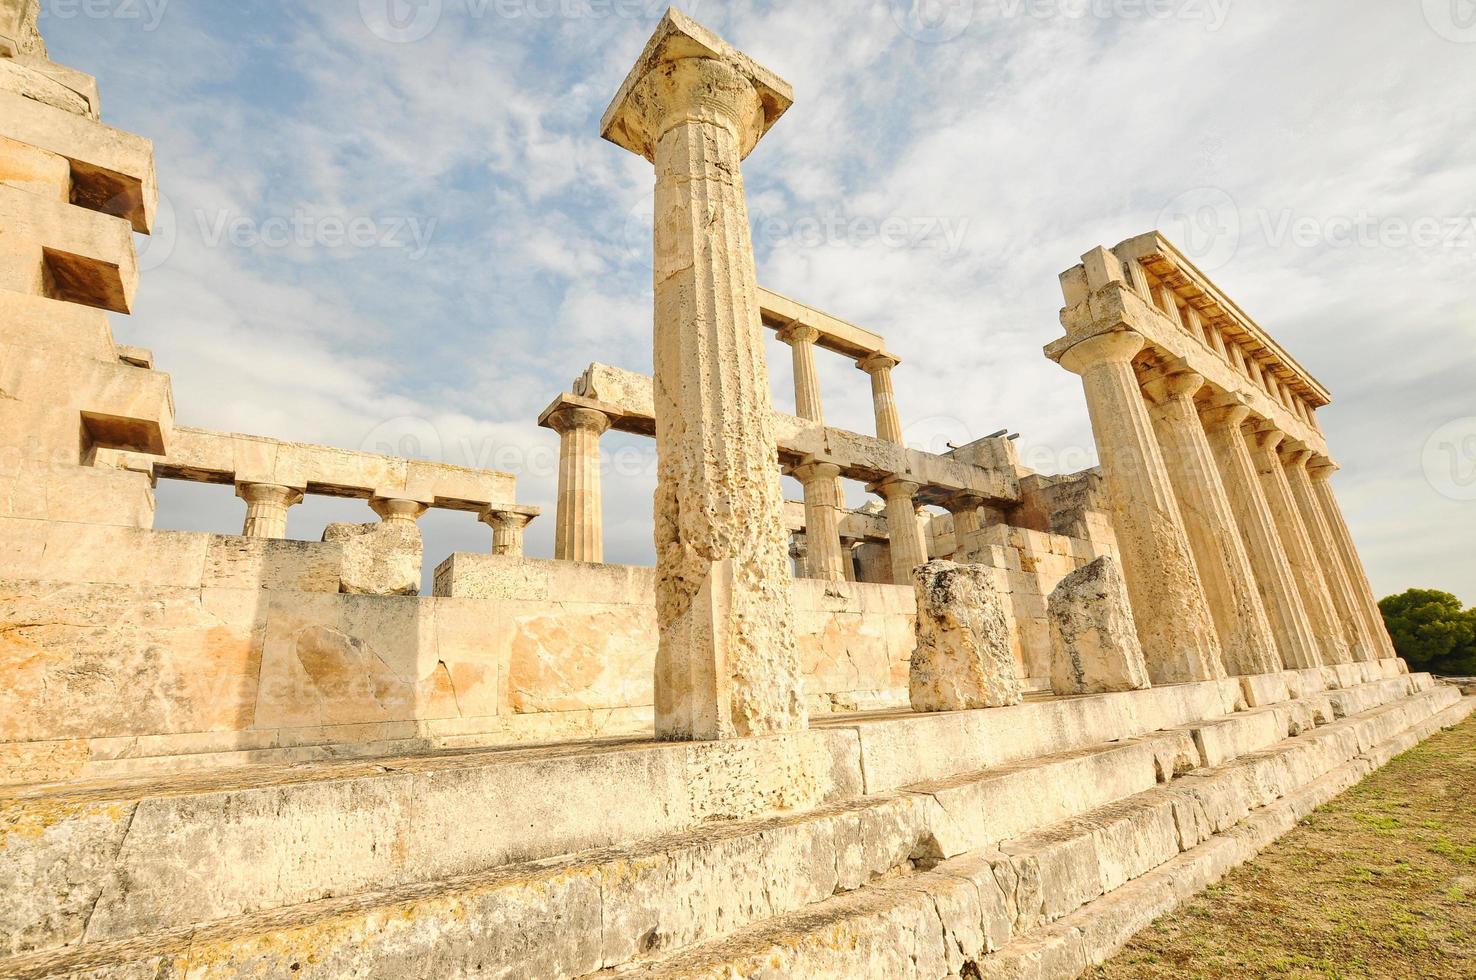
[{"xmin": 1055, "ymin": 250, "xmax": 1394, "ymax": 682}]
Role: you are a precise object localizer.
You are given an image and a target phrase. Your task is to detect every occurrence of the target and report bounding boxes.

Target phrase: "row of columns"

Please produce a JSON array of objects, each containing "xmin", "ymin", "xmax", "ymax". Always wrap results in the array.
[
  {"xmin": 772, "ymin": 317, "xmax": 904, "ymax": 446},
  {"xmin": 232, "ymin": 481, "xmax": 536, "ymax": 556},
  {"xmin": 1059, "ymin": 328, "xmax": 1393, "ymax": 683}
]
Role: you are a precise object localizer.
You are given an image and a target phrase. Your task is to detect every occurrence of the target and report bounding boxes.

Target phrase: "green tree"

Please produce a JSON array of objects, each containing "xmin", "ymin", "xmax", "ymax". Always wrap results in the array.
[{"xmin": 1378, "ymin": 589, "xmax": 1476, "ymax": 676}]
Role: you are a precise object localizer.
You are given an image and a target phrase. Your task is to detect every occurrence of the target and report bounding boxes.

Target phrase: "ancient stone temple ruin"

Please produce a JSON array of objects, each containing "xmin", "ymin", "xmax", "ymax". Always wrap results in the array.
[{"xmin": 1, "ymin": 6, "xmax": 1469, "ymax": 978}]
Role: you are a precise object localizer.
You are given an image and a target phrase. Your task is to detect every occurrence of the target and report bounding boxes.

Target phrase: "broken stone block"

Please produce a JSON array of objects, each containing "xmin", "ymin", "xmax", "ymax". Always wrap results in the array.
[
  {"xmin": 322, "ymin": 521, "xmax": 422, "ymax": 597},
  {"xmin": 910, "ymin": 560, "xmax": 1022, "ymax": 712},
  {"xmin": 1048, "ymin": 556, "xmax": 1151, "ymax": 695}
]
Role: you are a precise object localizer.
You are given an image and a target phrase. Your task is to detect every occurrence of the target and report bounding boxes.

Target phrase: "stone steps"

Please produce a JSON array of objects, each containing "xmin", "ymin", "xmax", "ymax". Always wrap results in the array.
[
  {"xmin": 594, "ymin": 685, "xmax": 1467, "ymax": 979},
  {"xmin": 0, "ymin": 674, "xmax": 1445, "ymax": 979}
]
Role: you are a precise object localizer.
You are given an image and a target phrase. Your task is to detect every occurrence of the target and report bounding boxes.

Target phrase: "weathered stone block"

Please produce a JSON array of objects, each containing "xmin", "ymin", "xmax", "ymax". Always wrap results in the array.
[
  {"xmin": 1048, "ymin": 556, "xmax": 1151, "ymax": 696},
  {"xmin": 322, "ymin": 521, "xmax": 421, "ymax": 596},
  {"xmin": 909, "ymin": 560, "xmax": 1022, "ymax": 712}
]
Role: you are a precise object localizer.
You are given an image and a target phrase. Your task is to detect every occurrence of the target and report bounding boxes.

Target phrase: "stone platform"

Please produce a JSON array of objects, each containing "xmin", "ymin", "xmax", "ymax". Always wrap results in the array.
[{"xmin": 1, "ymin": 657, "xmax": 1464, "ymax": 979}]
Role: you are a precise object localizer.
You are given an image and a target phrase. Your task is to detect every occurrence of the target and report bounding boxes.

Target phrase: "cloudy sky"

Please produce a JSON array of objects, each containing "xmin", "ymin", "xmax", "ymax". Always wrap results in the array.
[{"xmin": 40, "ymin": 0, "xmax": 1476, "ymax": 601}]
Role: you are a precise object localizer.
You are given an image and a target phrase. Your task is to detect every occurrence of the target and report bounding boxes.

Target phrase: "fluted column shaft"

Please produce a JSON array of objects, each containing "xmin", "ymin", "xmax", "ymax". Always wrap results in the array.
[
  {"xmin": 876, "ymin": 478, "xmax": 928, "ymax": 586},
  {"xmin": 792, "ymin": 460, "xmax": 848, "ymax": 581},
  {"xmin": 1282, "ymin": 449, "xmax": 1377, "ymax": 662},
  {"xmin": 1201, "ymin": 403, "xmax": 1323, "ymax": 670},
  {"xmin": 778, "ymin": 322, "xmax": 825, "ymax": 424},
  {"xmin": 1059, "ymin": 331, "xmax": 1224, "ymax": 684},
  {"xmin": 1144, "ymin": 370, "xmax": 1282, "ymax": 675},
  {"xmin": 236, "ymin": 483, "xmax": 302, "ymax": 540},
  {"xmin": 860, "ymin": 354, "xmax": 904, "ymax": 444},
  {"xmin": 548, "ymin": 406, "xmax": 611, "ymax": 563},
  {"xmin": 619, "ymin": 51, "xmax": 804, "ymax": 740},
  {"xmin": 1246, "ymin": 429, "xmax": 1351, "ymax": 664},
  {"xmin": 1308, "ymin": 461, "xmax": 1397, "ymax": 659}
]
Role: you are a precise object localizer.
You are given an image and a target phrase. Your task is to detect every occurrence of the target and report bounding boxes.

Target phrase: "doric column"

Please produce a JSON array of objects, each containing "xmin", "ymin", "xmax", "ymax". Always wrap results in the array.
[
  {"xmin": 777, "ymin": 322, "xmax": 825, "ymax": 424},
  {"xmin": 874, "ymin": 478, "xmax": 929, "ymax": 586},
  {"xmin": 1201, "ymin": 401, "xmax": 1323, "ymax": 670},
  {"xmin": 236, "ymin": 483, "xmax": 303, "ymax": 540},
  {"xmin": 370, "ymin": 497, "xmax": 429, "ymax": 526},
  {"xmin": 547, "ymin": 405, "xmax": 612, "ymax": 563},
  {"xmin": 1308, "ymin": 458, "xmax": 1398, "ymax": 659},
  {"xmin": 1143, "ymin": 368, "xmax": 1282, "ymax": 676},
  {"xmin": 1245, "ymin": 427, "xmax": 1352, "ymax": 664},
  {"xmin": 1058, "ymin": 330, "xmax": 1224, "ymax": 684},
  {"xmin": 859, "ymin": 353, "xmax": 904, "ymax": 444},
  {"xmin": 944, "ymin": 493, "xmax": 985, "ymax": 554},
  {"xmin": 480, "ymin": 507, "xmax": 537, "ymax": 558},
  {"xmin": 1282, "ymin": 446, "xmax": 1377, "ymax": 662},
  {"xmin": 791, "ymin": 459, "xmax": 848, "ymax": 581},
  {"xmin": 603, "ymin": 12, "xmax": 804, "ymax": 740}
]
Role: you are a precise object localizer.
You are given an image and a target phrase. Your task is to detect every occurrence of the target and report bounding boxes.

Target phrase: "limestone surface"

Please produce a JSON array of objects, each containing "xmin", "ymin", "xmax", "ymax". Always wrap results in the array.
[
  {"xmin": 910, "ymin": 560, "xmax": 1022, "ymax": 711},
  {"xmin": 322, "ymin": 520, "xmax": 422, "ymax": 596},
  {"xmin": 1048, "ymin": 556, "xmax": 1152, "ymax": 696}
]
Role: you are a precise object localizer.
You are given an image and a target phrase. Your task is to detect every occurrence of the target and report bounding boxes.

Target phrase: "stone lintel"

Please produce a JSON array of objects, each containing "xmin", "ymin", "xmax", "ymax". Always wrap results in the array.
[
  {"xmin": 758, "ymin": 286, "xmax": 889, "ymax": 361},
  {"xmin": 600, "ymin": 7, "xmax": 793, "ymax": 162}
]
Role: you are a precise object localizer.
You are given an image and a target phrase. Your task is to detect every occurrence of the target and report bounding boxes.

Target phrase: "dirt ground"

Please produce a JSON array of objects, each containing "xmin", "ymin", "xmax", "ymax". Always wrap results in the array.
[{"xmin": 1094, "ymin": 714, "xmax": 1476, "ymax": 979}]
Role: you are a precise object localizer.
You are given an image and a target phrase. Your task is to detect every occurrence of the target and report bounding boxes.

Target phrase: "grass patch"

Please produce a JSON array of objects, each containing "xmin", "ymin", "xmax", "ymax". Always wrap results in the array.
[{"xmin": 1094, "ymin": 713, "xmax": 1476, "ymax": 979}]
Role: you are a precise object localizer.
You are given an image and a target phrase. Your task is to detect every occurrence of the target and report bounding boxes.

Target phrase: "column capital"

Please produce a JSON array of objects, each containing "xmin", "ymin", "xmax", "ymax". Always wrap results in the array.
[
  {"xmin": 775, "ymin": 321, "xmax": 821, "ymax": 347},
  {"xmin": 1246, "ymin": 425, "xmax": 1287, "ymax": 454},
  {"xmin": 1199, "ymin": 395, "xmax": 1253, "ymax": 430},
  {"xmin": 1280, "ymin": 443, "xmax": 1315, "ymax": 469},
  {"xmin": 1058, "ymin": 330, "xmax": 1146, "ymax": 375},
  {"xmin": 370, "ymin": 497, "xmax": 429, "ymax": 525},
  {"xmin": 1141, "ymin": 366, "xmax": 1207, "ymax": 405},
  {"xmin": 858, "ymin": 352, "xmax": 900, "ymax": 376},
  {"xmin": 871, "ymin": 477, "xmax": 921, "ymax": 502},
  {"xmin": 600, "ymin": 9, "xmax": 793, "ymax": 163},
  {"xmin": 479, "ymin": 506, "xmax": 539, "ymax": 532},
  {"xmin": 791, "ymin": 458, "xmax": 843, "ymax": 484},
  {"xmin": 235, "ymin": 482, "xmax": 304, "ymax": 508},
  {"xmin": 547, "ymin": 405, "xmax": 612, "ymax": 438},
  {"xmin": 1307, "ymin": 456, "xmax": 1339, "ymax": 481},
  {"xmin": 941, "ymin": 491, "xmax": 987, "ymax": 515}
]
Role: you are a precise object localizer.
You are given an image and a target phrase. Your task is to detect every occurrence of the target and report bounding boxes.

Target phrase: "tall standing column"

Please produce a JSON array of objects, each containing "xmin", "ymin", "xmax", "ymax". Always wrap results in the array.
[
  {"xmin": 547, "ymin": 406, "xmax": 612, "ymax": 563},
  {"xmin": 777, "ymin": 322, "xmax": 825, "ymax": 424},
  {"xmin": 791, "ymin": 459, "xmax": 848, "ymax": 581},
  {"xmin": 859, "ymin": 353, "xmax": 904, "ymax": 444},
  {"xmin": 602, "ymin": 11, "xmax": 804, "ymax": 740},
  {"xmin": 1143, "ymin": 369, "xmax": 1282, "ymax": 675},
  {"xmin": 1058, "ymin": 331, "xmax": 1224, "ymax": 684},
  {"xmin": 236, "ymin": 483, "xmax": 303, "ymax": 540},
  {"xmin": 1308, "ymin": 459, "xmax": 1397, "ymax": 659},
  {"xmin": 1282, "ymin": 447, "xmax": 1377, "ymax": 662},
  {"xmin": 874, "ymin": 478, "xmax": 929, "ymax": 586},
  {"xmin": 1201, "ymin": 401, "xmax": 1323, "ymax": 670},
  {"xmin": 1245, "ymin": 427, "xmax": 1351, "ymax": 665}
]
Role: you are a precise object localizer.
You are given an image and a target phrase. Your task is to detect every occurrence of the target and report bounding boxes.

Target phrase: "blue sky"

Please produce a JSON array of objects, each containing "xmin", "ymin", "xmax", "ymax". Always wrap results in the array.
[{"xmin": 38, "ymin": 0, "xmax": 1476, "ymax": 601}]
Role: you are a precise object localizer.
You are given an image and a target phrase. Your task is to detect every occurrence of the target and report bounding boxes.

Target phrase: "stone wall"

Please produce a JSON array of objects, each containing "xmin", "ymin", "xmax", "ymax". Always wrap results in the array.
[{"xmin": 0, "ymin": 521, "xmax": 916, "ymax": 783}]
